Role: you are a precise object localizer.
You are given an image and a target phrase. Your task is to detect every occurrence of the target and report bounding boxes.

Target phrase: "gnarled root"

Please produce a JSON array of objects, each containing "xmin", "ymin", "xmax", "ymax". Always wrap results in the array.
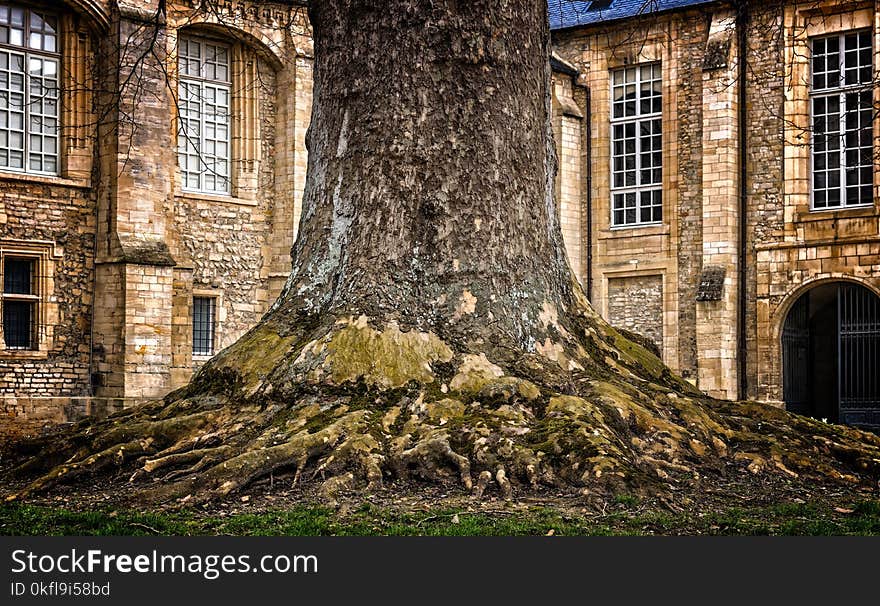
[{"xmin": 4, "ymin": 316, "xmax": 880, "ymax": 507}]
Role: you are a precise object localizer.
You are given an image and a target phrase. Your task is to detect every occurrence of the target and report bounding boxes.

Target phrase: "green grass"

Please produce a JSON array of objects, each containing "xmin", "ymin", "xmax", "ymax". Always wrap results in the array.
[{"xmin": 3, "ymin": 500, "xmax": 880, "ymax": 536}]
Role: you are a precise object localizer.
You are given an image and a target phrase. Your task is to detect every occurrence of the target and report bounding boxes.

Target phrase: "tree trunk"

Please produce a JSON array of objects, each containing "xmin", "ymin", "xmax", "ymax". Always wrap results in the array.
[
  {"xmin": 4, "ymin": 0, "xmax": 880, "ymax": 506},
  {"xmin": 284, "ymin": 0, "xmax": 571, "ymax": 347}
]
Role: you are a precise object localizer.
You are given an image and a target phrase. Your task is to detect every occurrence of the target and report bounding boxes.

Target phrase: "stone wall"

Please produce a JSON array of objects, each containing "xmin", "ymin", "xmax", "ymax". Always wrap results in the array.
[
  {"xmin": 1, "ymin": 397, "xmax": 147, "ymax": 443},
  {"xmin": 671, "ymin": 12, "xmax": 708, "ymax": 380},
  {"xmin": 552, "ymin": 69, "xmax": 588, "ymax": 283},
  {"xmin": 606, "ymin": 275, "xmax": 664, "ymax": 350},
  {"xmin": 744, "ymin": 2, "xmax": 786, "ymax": 400},
  {"xmin": 0, "ymin": 1, "xmax": 312, "ymax": 411},
  {"xmin": 553, "ymin": 10, "xmax": 713, "ymax": 375},
  {"xmin": 0, "ymin": 181, "xmax": 96, "ymax": 397},
  {"xmin": 753, "ymin": 1, "xmax": 880, "ymax": 404},
  {"xmin": 553, "ymin": 0, "xmax": 880, "ymax": 402}
]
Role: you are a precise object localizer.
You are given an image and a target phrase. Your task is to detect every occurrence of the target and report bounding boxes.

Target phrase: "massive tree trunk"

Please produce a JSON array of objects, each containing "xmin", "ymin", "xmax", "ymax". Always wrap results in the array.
[{"xmin": 4, "ymin": 0, "xmax": 880, "ymax": 506}]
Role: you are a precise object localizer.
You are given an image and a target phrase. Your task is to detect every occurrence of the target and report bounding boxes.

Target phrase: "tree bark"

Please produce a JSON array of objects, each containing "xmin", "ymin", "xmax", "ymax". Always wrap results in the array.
[
  {"xmin": 4, "ymin": 0, "xmax": 880, "ymax": 506},
  {"xmin": 283, "ymin": 0, "xmax": 570, "ymax": 347}
]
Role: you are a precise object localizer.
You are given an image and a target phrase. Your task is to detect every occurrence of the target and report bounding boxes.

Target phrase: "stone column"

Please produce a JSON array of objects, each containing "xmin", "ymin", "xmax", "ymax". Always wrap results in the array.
[
  {"xmin": 695, "ymin": 11, "xmax": 740, "ymax": 399},
  {"xmin": 92, "ymin": 0, "xmax": 175, "ymax": 399},
  {"xmin": 551, "ymin": 62, "xmax": 587, "ymax": 283}
]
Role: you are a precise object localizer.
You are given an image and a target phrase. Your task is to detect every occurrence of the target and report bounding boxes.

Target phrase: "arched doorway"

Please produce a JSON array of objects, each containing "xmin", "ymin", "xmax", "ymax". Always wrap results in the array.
[{"xmin": 782, "ymin": 282, "xmax": 880, "ymax": 429}]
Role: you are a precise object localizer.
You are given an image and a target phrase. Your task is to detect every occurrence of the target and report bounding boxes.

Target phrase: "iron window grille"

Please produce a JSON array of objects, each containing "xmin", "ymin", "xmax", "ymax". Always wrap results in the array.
[
  {"xmin": 2, "ymin": 255, "xmax": 38, "ymax": 349},
  {"xmin": 0, "ymin": 3, "xmax": 60, "ymax": 175},
  {"xmin": 610, "ymin": 63, "xmax": 662, "ymax": 227},
  {"xmin": 178, "ymin": 36, "xmax": 231, "ymax": 195},
  {"xmin": 192, "ymin": 296, "xmax": 216, "ymax": 357},
  {"xmin": 810, "ymin": 30, "xmax": 875, "ymax": 210}
]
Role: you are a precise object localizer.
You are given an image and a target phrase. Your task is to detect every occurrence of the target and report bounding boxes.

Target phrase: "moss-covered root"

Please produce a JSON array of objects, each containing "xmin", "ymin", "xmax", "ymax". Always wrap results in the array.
[
  {"xmin": 5, "ymin": 315, "xmax": 880, "ymax": 506},
  {"xmin": 6, "ymin": 376, "xmax": 880, "ymax": 507}
]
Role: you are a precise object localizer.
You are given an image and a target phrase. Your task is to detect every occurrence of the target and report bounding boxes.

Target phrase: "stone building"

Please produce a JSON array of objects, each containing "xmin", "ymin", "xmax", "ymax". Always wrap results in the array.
[
  {"xmin": 550, "ymin": 0, "xmax": 880, "ymax": 428},
  {"xmin": 0, "ymin": 0, "xmax": 313, "ymax": 434},
  {"xmin": 1, "ymin": 0, "xmax": 879, "ymax": 434}
]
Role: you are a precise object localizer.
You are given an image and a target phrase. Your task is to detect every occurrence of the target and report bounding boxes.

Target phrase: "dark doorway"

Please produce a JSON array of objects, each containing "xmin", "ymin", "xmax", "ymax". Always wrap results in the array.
[{"xmin": 782, "ymin": 282, "xmax": 880, "ymax": 430}]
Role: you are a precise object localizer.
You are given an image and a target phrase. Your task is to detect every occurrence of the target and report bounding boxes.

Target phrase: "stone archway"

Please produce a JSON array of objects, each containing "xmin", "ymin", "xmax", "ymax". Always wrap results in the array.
[{"xmin": 781, "ymin": 281, "xmax": 880, "ymax": 429}]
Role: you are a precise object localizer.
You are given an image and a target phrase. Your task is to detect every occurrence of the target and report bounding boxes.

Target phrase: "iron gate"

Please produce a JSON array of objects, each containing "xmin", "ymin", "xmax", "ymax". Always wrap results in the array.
[
  {"xmin": 782, "ymin": 294, "xmax": 811, "ymax": 415},
  {"xmin": 838, "ymin": 284, "xmax": 880, "ymax": 427}
]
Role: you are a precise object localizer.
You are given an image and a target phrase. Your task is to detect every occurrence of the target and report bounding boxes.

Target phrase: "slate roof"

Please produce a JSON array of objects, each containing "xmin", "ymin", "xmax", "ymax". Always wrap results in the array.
[{"xmin": 548, "ymin": 0, "xmax": 717, "ymax": 29}]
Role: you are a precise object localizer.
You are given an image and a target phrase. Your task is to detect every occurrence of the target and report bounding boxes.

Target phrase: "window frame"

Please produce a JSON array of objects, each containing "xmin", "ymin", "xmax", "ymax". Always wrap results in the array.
[
  {"xmin": 192, "ymin": 294, "xmax": 217, "ymax": 358},
  {"xmin": 1, "ymin": 252, "xmax": 40, "ymax": 351},
  {"xmin": 809, "ymin": 29, "xmax": 875, "ymax": 212},
  {"xmin": 0, "ymin": 3, "xmax": 60, "ymax": 176},
  {"xmin": 177, "ymin": 35, "xmax": 232, "ymax": 196},
  {"xmin": 609, "ymin": 62, "xmax": 663, "ymax": 229}
]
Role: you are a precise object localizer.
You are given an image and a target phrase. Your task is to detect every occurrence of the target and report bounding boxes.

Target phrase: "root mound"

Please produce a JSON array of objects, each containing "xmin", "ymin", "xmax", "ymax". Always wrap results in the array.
[{"xmin": 4, "ymin": 310, "xmax": 880, "ymax": 507}]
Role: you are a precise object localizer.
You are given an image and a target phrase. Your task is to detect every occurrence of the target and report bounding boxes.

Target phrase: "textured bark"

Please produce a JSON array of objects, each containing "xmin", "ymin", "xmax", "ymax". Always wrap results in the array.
[
  {"xmin": 278, "ymin": 0, "xmax": 574, "ymax": 351},
  {"xmin": 4, "ymin": 0, "xmax": 880, "ymax": 507}
]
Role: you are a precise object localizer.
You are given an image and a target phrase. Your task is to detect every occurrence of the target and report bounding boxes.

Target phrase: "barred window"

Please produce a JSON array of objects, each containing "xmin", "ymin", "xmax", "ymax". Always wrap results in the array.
[
  {"xmin": 178, "ymin": 36, "xmax": 231, "ymax": 195},
  {"xmin": 0, "ymin": 4, "xmax": 59, "ymax": 174},
  {"xmin": 193, "ymin": 296, "xmax": 216, "ymax": 357},
  {"xmin": 811, "ymin": 31, "xmax": 874, "ymax": 210},
  {"xmin": 2, "ymin": 255, "xmax": 38, "ymax": 349},
  {"xmin": 610, "ymin": 63, "xmax": 662, "ymax": 227}
]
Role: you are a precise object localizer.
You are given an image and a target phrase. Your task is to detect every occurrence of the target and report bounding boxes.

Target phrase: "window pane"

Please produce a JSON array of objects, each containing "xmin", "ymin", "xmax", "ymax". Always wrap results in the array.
[
  {"xmin": 4, "ymin": 257, "xmax": 33, "ymax": 294},
  {"xmin": 3, "ymin": 299, "xmax": 34, "ymax": 348}
]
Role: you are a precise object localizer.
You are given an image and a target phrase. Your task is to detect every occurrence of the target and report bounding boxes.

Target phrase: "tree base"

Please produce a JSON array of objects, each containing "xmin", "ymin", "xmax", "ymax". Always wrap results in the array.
[{"xmin": 4, "ymin": 312, "xmax": 880, "ymax": 507}]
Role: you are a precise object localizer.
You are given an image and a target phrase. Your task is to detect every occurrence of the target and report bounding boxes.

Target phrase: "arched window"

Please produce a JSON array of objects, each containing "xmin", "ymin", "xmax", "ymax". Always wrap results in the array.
[
  {"xmin": 178, "ymin": 35, "xmax": 231, "ymax": 195},
  {"xmin": 0, "ymin": 3, "xmax": 60, "ymax": 174}
]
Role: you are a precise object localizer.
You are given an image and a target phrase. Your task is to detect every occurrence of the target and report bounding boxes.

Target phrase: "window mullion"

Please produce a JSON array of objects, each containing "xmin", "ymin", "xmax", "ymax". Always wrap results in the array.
[
  {"xmin": 23, "ymin": 51, "xmax": 28, "ymax": 171},
  {"xmin": 636, "ymin": 117, "xmax": 643, "ymax": 218},
  {"xmin": 839, "ymin": 90, "xmax": 846, "ymax": 205},
  {"xmin": 838, "ymin": 38, "xmax": 845, "ymax": 206},
  {"xmin": 199, "ymin": 80, "xmax": 207, "ymax": 191}
]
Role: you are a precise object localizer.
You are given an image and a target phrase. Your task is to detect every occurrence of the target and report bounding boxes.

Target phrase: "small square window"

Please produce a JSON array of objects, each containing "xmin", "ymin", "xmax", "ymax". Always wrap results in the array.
[
  {"xmin": 193, "ymin": 296, "xmax": 217, "ymax": 356},
  {"xmin": 2, "ymin": 256, "xmax": 37, "ymax": 349}
]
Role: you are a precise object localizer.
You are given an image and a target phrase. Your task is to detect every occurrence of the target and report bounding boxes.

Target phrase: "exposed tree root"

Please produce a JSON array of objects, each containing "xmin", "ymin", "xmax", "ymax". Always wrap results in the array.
[{"xmin": 3, "ymin": 312, "xmax": 880, "ymax": 507}]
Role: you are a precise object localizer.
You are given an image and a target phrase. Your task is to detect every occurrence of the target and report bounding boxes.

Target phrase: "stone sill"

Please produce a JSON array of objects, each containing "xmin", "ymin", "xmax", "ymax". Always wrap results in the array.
[
  {"xmin": 176, "ymin": 191, "xmax": 258, "ymax": 207},
  {"xmin": 756, "ymin": 234, "xmax": 880, "ymax": 251},
  {"xmin": 602, "ymin": 223, "xmax": 669, "ymax": 239},
  {"xmin": 0, "ymin": 170, "xmax": 90, "ymax": 189},
  {"xmin": 0, "ymin": 349, "xmax": 50, "ymax": 360},
  {"xmin": 794, "ymin": 203, "xmax": 877, "ymax": 223}
]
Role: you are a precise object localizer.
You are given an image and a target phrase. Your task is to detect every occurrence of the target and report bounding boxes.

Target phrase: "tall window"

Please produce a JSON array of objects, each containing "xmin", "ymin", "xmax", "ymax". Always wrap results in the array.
[
  {"xmin": 610, "ymin": 63, "xmax": 662, "ymax": 227},
  {"xmin": 0, "ymin": 4, "xmax": 59, "ymax": 174},
  {"xmin": 193, "ymin": 296, "xmax": 216, "ymax": 357},
  {"xmin": 178, "ymin": 36, "xmax": 231, "ymax": 195},
  {"xmin": 2, "ymin": 256, "xmax": 38, "ymax": 349},
  {"xmin": 811, "ymin": 31, "xmax": 874, "ymax": 210}
]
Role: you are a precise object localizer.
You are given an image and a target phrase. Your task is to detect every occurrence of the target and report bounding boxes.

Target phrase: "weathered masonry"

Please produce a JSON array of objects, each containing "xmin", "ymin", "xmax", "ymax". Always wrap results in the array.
[
  {"xmin": 0, "ymin": 0, "xmax": 313, "ymax": 435},
  {"xmin": 1, "ymin": 0, "xmax": 879, "ymax": 435},
  {"xmin": 551, "ymin": 0, "xmax": 880, "ymax": 428}
]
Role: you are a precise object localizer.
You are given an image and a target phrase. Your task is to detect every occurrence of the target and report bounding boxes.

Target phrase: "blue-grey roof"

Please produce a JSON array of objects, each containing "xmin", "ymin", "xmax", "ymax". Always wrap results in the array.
[{"xmin": 549, "ymin": 0, "xmax": 716, "ymax": 29}]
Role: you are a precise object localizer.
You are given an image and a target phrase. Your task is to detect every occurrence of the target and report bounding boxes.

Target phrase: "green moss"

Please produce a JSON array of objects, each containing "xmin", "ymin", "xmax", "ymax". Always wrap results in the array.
[
  {"xmin": 324, "ymin": 320, "xmax": 453, "ymax": 388},
  {"xmin": 423, "ymin": 399, "xmax": 467, "ymax": 423},
  {"xmin": 609, "ymin": 331, "xmax": 666, "ymax": 379},
  {"xmin": 196, "ymin": 325, "xmax": 301, "ymax": 395}
]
